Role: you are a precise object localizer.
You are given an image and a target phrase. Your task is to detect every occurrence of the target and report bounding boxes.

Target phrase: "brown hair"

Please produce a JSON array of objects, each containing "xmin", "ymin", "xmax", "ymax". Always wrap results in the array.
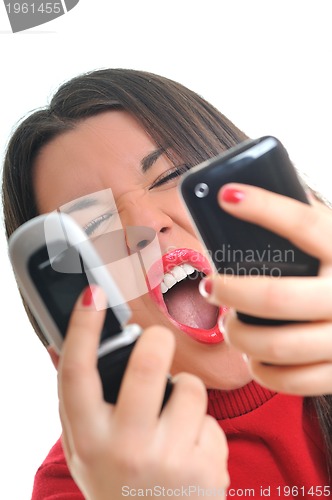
[{"xmin": 2, "ymin": 68, "xmax": 332, "ymax": 472}]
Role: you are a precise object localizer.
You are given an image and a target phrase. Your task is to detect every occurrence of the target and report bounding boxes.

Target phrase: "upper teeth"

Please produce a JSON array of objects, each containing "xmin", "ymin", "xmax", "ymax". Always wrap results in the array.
[{"xmin": 161, "ymin": 263, "xmax": 196, "ymax": 294}]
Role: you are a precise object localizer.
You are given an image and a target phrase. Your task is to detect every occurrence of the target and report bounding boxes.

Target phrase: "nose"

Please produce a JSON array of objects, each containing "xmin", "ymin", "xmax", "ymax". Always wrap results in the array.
[{"xmin": 118, "ymin": 193, "xmax": 173, "ymax": 253}]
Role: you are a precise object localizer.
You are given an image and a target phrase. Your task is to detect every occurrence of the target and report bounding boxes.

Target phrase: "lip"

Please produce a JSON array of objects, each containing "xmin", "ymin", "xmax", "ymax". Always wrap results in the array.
[{"xmin": 148, "ymin": 248, "xmax": 227, "ymax": 344}]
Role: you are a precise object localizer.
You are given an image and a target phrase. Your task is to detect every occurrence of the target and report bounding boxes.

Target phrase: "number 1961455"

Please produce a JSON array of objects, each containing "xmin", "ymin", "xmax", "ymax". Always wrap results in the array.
[
  {"xmin": 6, "ymin": 3, "xmax": 62, "ymax": 14},
  {"xmin": 276, "ymin": 485, "xmax": 330, "ymax": 496}
]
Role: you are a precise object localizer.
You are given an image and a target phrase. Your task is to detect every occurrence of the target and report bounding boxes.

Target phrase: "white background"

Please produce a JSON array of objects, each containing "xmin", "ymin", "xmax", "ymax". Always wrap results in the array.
[{"xmin": 1, "ymin": 1, "xmax": 332, "ymax": 498}]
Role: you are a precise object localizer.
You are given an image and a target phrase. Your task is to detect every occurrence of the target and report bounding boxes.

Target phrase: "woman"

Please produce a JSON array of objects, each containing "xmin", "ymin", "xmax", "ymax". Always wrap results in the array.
[{"xmin": 2, "ymin": 69, "xmax": 332, "ymax": 499}]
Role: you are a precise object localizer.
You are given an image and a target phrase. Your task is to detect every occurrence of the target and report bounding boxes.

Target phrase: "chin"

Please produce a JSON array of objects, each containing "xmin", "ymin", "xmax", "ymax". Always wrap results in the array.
[{"xmin": 170, "ymin": 333, "xmax": 252, "ymax": 390}]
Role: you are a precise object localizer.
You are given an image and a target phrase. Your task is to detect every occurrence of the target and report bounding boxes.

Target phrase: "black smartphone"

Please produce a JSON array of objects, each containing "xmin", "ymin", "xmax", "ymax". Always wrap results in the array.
[
  {"xmin": 179, "ymin": 136, "xmax": 320, "ymax": 325},
  {"xmin": 9, "ymin": 212, "xmax": 172, "ymax": 406}
]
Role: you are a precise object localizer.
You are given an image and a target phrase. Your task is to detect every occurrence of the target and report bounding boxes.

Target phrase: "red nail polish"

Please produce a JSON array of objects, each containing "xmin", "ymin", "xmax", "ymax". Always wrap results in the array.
[
  {"xmin": 221, "ymin": 187, "xmax": 245, "ymax": 203},
  {"xmin": 199, "ymin": 278, "xmax": 213, "ymax": 298},
  {"xmin": 82, "ymin": 286, "xmax": 96, "ymax": 307}
]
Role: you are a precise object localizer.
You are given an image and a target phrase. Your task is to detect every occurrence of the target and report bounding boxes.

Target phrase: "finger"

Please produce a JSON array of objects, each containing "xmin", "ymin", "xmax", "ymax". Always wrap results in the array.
[
  {"xmin": 224, "ymin": 311, "xmax": 332, "ymax": 365},
  {"xmin": 202, "ymin": 274, "xmax": 332, "ymax": 321},
  {"xmin": 59, "ymin": 404, "xmax": 73, "ymax": 464},
  {"xmin": 197, "ymin": 415, "xmax": 228, "ymax": 457},
  {"xmin": 113, "ymin": 326, "xmax": 175, "ymax": 433},
  {"xmin": 307, "ymin": 190, "xmax": 332, "ymax": 214},
  {"xmin": 248, "ymin": 359, "xmax": 332, "ymax": 396},
  {"xmin": 193, "ymin": 416, "xmax": 229, "ymax": 489},
  {"xmin": 58, "ymin": 285, "xmax": 108, "ymax": 443},
  {"xmin": 157, "ymin": 373, "xmax": 207, "ymax": 454},
  {"xmin": 218, "ymin": 183, "xmax": 332, "ymax": 262}
]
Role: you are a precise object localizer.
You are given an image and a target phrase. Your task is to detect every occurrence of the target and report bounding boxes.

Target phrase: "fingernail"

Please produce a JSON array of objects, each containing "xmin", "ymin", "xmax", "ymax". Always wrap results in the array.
[
  {"xmin": 220, "ymin": 187, "xmax": 245, "ymax": 203},
  {"xmin": 82, "ymin": 285, "xmax": 97, "ymax": 307},
  {"xmin": 199, "ymin": 277, "xmax": 213, "ymax": 298},
  {"xmin": 218, "ymin": 316, "xmax": 229, "ymax": 343}
]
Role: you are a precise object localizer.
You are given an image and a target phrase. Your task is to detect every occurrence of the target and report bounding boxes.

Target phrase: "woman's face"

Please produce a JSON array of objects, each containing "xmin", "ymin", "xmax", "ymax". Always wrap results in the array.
[{"xmin": 33, "ymin": 110, "xmax": 251, "ymax": 389}]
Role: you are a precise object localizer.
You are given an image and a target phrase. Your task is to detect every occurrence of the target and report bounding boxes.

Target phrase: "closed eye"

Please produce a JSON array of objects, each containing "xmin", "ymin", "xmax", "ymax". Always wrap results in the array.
[
  {"xmin": 149, "ymin": 165, "xmax": 191, "ymax": 190},
  {"xmin": 83, "ymin": 212, "xmax": 114, "ymax": 236}
]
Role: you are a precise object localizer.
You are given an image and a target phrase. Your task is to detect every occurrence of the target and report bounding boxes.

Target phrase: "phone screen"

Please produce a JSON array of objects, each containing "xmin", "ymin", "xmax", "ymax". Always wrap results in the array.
[{"xmin": 28, "ymin": 244, "xmax": 122, "ymax": 342}]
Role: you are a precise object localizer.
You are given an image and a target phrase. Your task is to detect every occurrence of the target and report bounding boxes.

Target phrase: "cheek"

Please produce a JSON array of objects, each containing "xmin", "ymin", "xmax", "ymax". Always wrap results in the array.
[
  {"xmin": 158, "ymin": 189, "xmax": 197, "ymax": 233},
  {"xmin": 169, "ymin": 205, "xmax": 204, "ymax": 247}
]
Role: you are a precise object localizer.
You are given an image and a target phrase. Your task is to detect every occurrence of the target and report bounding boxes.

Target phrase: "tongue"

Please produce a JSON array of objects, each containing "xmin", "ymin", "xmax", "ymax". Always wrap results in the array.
[{"xmin": 163, "ymin": 278, "xmax": 219, "ymax": 329}]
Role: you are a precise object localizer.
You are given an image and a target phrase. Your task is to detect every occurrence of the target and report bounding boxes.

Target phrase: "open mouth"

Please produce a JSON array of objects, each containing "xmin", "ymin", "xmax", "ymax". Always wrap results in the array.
[{"xmin": 149, "ymin": 248, "xmax": 227, "ymax": 344}]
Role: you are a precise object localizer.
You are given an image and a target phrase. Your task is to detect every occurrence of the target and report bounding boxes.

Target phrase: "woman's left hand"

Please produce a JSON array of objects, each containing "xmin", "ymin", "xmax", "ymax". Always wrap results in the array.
[{"xmin": 201, "ymin": 183, "xmax": 332, "ymax": 396}]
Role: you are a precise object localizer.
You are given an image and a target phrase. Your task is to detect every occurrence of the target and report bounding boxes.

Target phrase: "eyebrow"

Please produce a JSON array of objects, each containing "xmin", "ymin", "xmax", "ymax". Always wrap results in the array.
[
  {"xmin": 63, "ymin": 197, "xmax": 99, "ymax": 214},
  {"xmin": 141, "ymin": 148, "xmax": 165, "ymax": 173}
]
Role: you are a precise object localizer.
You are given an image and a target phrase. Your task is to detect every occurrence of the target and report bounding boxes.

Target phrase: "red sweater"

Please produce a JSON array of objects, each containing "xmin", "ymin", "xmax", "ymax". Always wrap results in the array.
[{"xmin": 32, "ymin": 381, "xmax": 330, "ymax": 499}]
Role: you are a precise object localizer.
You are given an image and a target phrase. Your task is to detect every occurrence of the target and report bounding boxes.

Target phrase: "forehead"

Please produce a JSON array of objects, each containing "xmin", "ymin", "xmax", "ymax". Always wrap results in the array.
[{"xmin": 33, "ymin": 111, "xmax": 157, "ymax": 213}]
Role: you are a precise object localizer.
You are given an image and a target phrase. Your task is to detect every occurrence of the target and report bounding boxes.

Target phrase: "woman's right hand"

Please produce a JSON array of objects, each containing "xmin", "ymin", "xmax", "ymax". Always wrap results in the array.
[{"xmin": 58, "ymin": 286, "xmax": 229, "ymax": 500}]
